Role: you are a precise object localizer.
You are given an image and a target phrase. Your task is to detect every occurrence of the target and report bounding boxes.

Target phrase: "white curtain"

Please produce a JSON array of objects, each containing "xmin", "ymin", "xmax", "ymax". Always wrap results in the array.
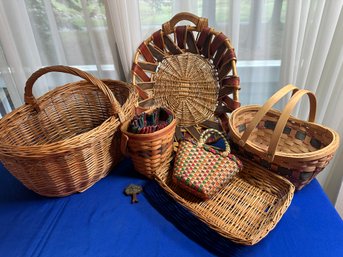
[
  {"xmin": 0, "ymin": 0, "xmax": 342, "ymax": 211},
  {"xmin": 104, "ymin": 0, "xmax": 142, "ymax": 81},
  {"xmin": 0, "ymin": 1, "xmax": 47, "ymax": 106},
  {"xmin": 280, "ymin": 0, "xmax": 343, "ymax": 204},
  {"xmin": 0, "ymin": 0, "xmax": 126, "ymax": 107}
]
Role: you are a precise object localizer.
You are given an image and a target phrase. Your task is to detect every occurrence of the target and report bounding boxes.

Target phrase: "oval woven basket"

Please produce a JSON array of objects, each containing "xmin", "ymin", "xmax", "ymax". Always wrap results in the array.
[
  {"xmin": 132, "ymin": 12, "xmax": 240, "ymax": 142},
  {"xmin": 228, "ymin": 84, "xmax": 340, "ymax": 190},
  {"xmin": 0, "ymin": 66, "xmax": 138, "ymax": 197}
]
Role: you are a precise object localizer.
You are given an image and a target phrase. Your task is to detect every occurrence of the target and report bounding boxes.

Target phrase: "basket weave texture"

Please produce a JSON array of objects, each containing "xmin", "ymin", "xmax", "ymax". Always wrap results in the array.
[
  {"xmin": 132, "ymin": 12, "xmax": 241, "ymax": 140},
  {"xmin": 0, "ymin": 66, "xmax": 138, "ymax": 197},
  {"xmin": 120, "ymin": 109, "xmax": 176, "ymax": 179},
  {"xmin": 228, "ymin": 84, "xmax": 340, "ymax": 190},
  {"xmin": 154, "ymin": 156, "xmax": 294, "ymax": 245},
  {"xmin": 154, "ymin": 53, "xmax": 218, "ymax": 126},
  {"xmin": 172, "ymin": 129, "xmax": 242, "ymax": 199}
]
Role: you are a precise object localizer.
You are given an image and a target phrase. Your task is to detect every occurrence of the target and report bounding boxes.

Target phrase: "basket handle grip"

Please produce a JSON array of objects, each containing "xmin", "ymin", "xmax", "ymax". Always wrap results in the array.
[
  {"xmin": 239, "ymin": 84, "xmax": 313, "ymax": 146},
  {"xmin": 162, "ymin": 12, "xmax": 208, "ymax": 34},
  {"xmin": 120, "ymin": 133, "xmax": 129, "ymax": 156},
  {"xmin": 199, "ymin": 128, "xmax": 231, "ymax": 156},
  {"xmin": 24, "ymin": 65, "xmax": 125, "ymax": 122},
  {"xmin": 267, "ymin": 89, "xmax": 317, "ymax": 161}
]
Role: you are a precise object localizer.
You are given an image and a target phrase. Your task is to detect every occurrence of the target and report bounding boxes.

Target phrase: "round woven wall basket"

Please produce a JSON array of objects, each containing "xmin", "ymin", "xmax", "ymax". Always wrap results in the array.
[{"xmin": 132, "ymin": 12, "xmax": 241, "ymax": 143}]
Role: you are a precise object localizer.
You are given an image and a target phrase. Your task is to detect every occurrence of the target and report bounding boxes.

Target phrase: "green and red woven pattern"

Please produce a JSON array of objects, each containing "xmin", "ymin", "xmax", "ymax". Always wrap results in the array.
[{"xmin": 173, "ymin": 140, "xmax": 242, "ymax": 200}]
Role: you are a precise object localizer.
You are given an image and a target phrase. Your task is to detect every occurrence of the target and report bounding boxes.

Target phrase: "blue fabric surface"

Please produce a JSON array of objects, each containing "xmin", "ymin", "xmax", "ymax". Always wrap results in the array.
[{"xmin": 0, "ymin": 159, "xmax": 342, "ymax": 257}]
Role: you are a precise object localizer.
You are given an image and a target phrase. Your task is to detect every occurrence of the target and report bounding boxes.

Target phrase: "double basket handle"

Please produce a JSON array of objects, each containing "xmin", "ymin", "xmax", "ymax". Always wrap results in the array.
[
  {"xmin": 199, "ymin": 128, "xmax": 231, "ymax": 156},
  {"xmin": 162, "ymin": 12, "xmax": 208, "ymax": 34},
  {"xmin": 24, "ymin": 65, "xmax": 125, "ymax": 122},
  {"xmin": 239, "ymin": 84, "xmax": 317, "ymax": 161}
]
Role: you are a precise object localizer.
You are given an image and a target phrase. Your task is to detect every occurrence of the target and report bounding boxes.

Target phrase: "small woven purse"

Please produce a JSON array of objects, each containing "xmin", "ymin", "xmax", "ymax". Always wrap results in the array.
[{"xmin": 172, "ymin": 129, "xmax": 243, "ymax": 200}]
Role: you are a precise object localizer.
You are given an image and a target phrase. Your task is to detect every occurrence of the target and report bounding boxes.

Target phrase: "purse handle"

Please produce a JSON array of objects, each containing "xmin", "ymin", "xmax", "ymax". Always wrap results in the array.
[
  {"xmin": 199, "ymin": 128, "xmax": 231, "ymax": 156},
  {"xmin": 238, "ymin": 85, "xmax": 317, "ymax": 161},
  {"xmin": 24, "ymin": 65, "xmax": 125, "ymax": 122},
  {"xmin": 162, "ymin": 12, "xmax": 208, "ymax": 34}
]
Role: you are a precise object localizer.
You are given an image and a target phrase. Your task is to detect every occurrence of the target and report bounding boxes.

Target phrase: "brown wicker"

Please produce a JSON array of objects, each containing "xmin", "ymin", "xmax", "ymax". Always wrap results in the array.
[
  {"xmin": 154, "ymin": 156, "xmax": 294, "ymax": 245},
  {"xmin": 228, "ymin": 84, "xmax": 340, "ymax": 190},
  {"xmin": 132, "ymin": 12, "xmax": 240, "ymax": 141},
  {"xmin": 120, "ymin": 109, "xmax": 176, "ymax": 179},
  {"xmin": 0, "ymin": 65, "xmax": 138, "ymax": 197}
]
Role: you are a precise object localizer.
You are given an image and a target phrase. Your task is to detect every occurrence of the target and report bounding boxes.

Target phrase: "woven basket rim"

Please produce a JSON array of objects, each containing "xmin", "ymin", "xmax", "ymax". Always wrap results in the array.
[
  {"xmin": 0, "ymin": 80, "xmax": 136, "ymax": 156},
  {"xmin": 229, "ymin": 105, "xmax": 340, "ymax": 160},
  {"xmin": 120, "ymin": 115, "xmax": 177, "ymax": 140}
]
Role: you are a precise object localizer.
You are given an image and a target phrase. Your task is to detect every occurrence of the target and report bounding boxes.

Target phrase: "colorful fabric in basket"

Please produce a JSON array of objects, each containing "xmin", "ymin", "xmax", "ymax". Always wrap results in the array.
[
  {"xmin": 128, "ymin": 107, "xmax": 173, "ymax": 134},
  {"xmin": 173, "ymin": 129, "xmax": 243, "ymax": 200}
]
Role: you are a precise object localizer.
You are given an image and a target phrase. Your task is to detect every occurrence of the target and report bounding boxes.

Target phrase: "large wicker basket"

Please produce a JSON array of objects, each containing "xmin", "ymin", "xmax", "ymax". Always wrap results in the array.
[
  {"xmin": 0, "ymin": 66, "xmax": 138, "ymax": 197},
  {"xmin": 154, "ymin": 156, "xmax": 294, "ymax": 245},
  {"xmin": 132, "ymin": 12, "xmax": 240, "ymax": 142},
  {"xmin": 228, "ymin": 85, "xmax": 340, "ymax": 190}
]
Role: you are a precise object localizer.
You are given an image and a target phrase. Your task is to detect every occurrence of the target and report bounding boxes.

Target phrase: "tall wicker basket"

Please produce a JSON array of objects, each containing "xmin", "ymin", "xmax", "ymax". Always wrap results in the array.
[
  {"xmin": 228, "ymin": 85, "xmax": 340, "ymax": 190},
  {"xmin": 0, "ymin": 66, "xmax": 138, "ymax": 197},
  {"xmin": 120, "ymin": 108, "xmax": 177, "ymax": 179},
  {"xmin": 132, "ymin": 12, "xmax": 241, "ymax": 143}
]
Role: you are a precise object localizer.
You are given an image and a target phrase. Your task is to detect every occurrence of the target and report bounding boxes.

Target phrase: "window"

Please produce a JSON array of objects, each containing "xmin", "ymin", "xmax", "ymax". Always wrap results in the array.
[
  {"xmin": 26, "ymin": 0, "xmax": 110, "ymax": 66},
  {"xmin": 0, "ymin": 44, "xmax": 15, "ymax": 118},
  {"xmin": 139, "ymin": 0, "xmax": 287, "ymax": 105},
  {"xmin": 0, "ymin": 0, "xmax": 288, "ymax": 116}
]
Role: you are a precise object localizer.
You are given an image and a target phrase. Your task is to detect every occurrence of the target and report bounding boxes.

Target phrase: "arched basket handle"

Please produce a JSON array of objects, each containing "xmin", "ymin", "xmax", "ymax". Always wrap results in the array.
[
  {"xmin": 199, "ymin": 129, "xmax": 231, "ymax": 156},
  {"xmin": 238, "ymin": 84, "xmax": 317, "ymax": 161},
  {"xmin": 24, "ymin": 65, "xmax": 125, "ymax": 122},
  {"xmin": 162, "ymin": 12, "xmax": 208, "ymax": 34},
  {"xmin": 266, "ymin": 89, "xmax": 316, "ymax": 161}
]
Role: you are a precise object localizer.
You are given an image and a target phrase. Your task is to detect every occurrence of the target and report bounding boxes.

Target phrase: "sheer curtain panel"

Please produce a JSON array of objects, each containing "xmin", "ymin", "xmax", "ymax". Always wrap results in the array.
[
  {"xmin": 280, "ymin": 0, "xmax": 343, "ymax": 205},
  {"xmin": 0, "ymin": 0, "xmax": 123, "ymax": 109}
]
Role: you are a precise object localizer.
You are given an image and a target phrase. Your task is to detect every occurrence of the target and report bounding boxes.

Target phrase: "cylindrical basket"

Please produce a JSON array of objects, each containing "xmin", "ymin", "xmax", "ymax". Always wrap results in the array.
[
  {"xmin": 120, "ymin": 109, "xmax": 177, "ymax": 179},
  {"xmin": 228, "ymin": 84, "xmax": 340, "ymax": 190},
  {"xmin": 0, "ymin": 66, "xmax": 138, "ymax": 197}
]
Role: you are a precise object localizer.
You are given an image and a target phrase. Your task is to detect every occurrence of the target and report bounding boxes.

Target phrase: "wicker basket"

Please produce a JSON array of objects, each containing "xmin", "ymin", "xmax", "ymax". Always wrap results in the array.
[
  {"xmin": 228, "ymin": 84, "xmax": 340, "ymax": 190},
  {"xmin": 132, "ymin": 12, "xmax": 240, "ymax": 142},
  {"xmin": 0, "ymin": 66, "xmax": 138, "ymax": 197},
  {"xmin": 154, "ymin": 156, "xmax": 294, "ymax": 245},
  {"xmin": 120, "ymin": 108, "xmax": 176, "ymax": 179}
]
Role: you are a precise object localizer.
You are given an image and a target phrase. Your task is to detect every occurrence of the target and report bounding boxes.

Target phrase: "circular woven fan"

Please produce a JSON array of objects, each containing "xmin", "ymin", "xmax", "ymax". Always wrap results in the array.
[
  {"xmin": 154, "ymin": 53, "xmax": 218, "ymax": 126},
  {"xmin": 132, "ymin": 12, "xmax": 241, "ymax": 143}
]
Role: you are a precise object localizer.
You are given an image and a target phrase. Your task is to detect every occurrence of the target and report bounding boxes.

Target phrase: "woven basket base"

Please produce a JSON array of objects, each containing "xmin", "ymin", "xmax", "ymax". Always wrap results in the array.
[
  {"xmin": 154, "ymin": 52, "xmax": 218, "ymax": 127},
  {"xmin": 154, "ymin": 157, "xmax": 294, "ymax": 245}
]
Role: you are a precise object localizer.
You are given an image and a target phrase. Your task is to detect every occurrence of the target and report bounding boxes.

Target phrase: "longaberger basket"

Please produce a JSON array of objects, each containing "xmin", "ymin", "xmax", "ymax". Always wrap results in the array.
[
  {"xmin": 0, "ymin": 66, "xmax": 138, "ymax": 197},
  {"xmin": 120, "ymin": 107, "xmax": 177, "ymax": 179},
  {"xmin": 132, "ymin": 12, "xmax": 241, "ymax": 143},
  {"xmin": 228, "ymin": 85, "xmax": 340, "ymax": 190}
]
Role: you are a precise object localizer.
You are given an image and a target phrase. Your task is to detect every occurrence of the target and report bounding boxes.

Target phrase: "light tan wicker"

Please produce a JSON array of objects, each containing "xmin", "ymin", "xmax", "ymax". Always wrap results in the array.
[
  {"xmin": 132, "ymin": 12, "xmax": 240, "ymax": 141},
  {"xmin": 228, "ymin": 84, "xmax": 340, "ymax": 190},
  {"xmin": 154, "ymin": 157, "xmax": 294, "ymax": 245},
  {"xmin": 120, "ymin": 110, "xmax": 177, "ymax": 179},
  {"xmin": 0, "ymin": 66, "xmax": 138, "ymax": 197}
]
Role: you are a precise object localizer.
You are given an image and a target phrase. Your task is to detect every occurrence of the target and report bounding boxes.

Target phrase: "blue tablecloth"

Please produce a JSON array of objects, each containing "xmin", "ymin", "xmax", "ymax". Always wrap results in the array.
[{"xmin": 0, "ymin": 159, "xmax": 342, "ymax": 257}]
